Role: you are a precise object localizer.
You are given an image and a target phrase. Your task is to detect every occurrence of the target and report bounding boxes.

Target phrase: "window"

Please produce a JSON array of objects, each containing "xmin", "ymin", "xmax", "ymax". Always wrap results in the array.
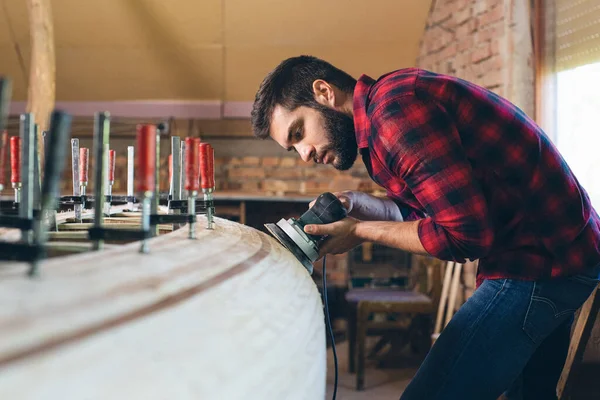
[{"xmin": 537, "ymin": 0, "xmax": 600, "ymax": 208}]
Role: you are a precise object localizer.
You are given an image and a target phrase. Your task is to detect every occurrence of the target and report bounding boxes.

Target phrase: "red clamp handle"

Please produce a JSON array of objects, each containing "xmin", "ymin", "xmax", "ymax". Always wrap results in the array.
[
  {"xmin": 0, "ymin": 131, "xmax": 7, "ymax": 187},
  {"xmin": 184, "ymin": 137, "xmax": 200, "ymax": 192},
  {"xmin": 199, "ymin": 142, "xmax": 215, "ymax": 190},
  {"xmin": 108, "ymin": 149, "xmax": 116, "ymax": 183},
  {"xmin": 136, "ymin": 124, "xmax": 157, "ymax": 193},
  {"xmin": 79, "ymin": 148, "xmax": 89, "ymax": 184},
  {"xmin": 10, "ymin": 136, "xmax": 20, "ymax": 184}
]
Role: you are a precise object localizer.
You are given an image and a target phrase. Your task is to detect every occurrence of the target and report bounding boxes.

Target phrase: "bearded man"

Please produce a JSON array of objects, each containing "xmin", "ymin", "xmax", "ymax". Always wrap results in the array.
[{"xmin": 250, "ymin": 55, "xmax": 600, "ymax": 400}]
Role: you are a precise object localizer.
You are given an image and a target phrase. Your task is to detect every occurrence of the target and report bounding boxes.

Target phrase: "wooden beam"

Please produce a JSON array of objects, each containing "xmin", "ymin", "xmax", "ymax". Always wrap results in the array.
[{"xmin": 26, "ymin": 0, "xmax": 56, "ymax": 172}]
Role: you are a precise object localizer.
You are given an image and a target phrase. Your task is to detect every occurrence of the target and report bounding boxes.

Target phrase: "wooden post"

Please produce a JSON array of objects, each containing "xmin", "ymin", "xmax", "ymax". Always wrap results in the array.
[{"xmin": 26, "ymin": 0, "xmax": 56, "ymax": 177}]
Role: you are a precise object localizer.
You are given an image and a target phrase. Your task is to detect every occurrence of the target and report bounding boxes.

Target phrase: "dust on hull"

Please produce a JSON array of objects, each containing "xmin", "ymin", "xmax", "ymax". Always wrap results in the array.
[{"xmin": 0, "ymin": 216, "xmax": 326, "ymax": 400}]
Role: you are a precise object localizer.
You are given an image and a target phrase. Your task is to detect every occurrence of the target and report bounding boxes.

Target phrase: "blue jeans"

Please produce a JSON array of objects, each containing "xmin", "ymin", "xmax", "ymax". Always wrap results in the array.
[{"xmin": 400, "ymin": 266, "xmax": 600, "ymax": 400}]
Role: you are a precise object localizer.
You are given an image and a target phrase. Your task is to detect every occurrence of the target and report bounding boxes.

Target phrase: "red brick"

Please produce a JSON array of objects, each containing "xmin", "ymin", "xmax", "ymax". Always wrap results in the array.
[
  {"xmin": 491, "ymin": 38, "xmax": 501, "ymax": 55},
  {"xmin": 214, "ymin": 157, "xmax": 227, "ymax": 167},
  {"xmin": 455, "ymin": 7, "xmax": 472, "ymax": 25},
  {"xmin": 228, "ymin": 167, "xmax": 265, "ymax": 179},
  {"xmin": 474, "ymin": 0, "xmax": 487, "ymax": 15},
  {"xmin": 480, "ymin": 54, "xmax": 504, "ymax": 71},
  {"xmin": 240, "ymin": 181, "xmax": 261, "ymax": 192},
  {"xmin": 458, "ymin": 36, "xmax": 475, "ymax": 52},
  {"xmin": 261, "ymin": 157, "xmax": 280, "ymax": 167},
  {"xmin": 456, "ymin": 18, "xmax": 478, "ymax": 37},
  {"xmin": 263, "ymin": 180, "xmax": 302, "ymax": 194},
  {"xmin": 304, "ymin": 181, "xmax": 332, "ymax": 194},
  {"xmin": 266, "ymin": 168, "xmax": 303, "ymax": 179},
  {"xmin": 471, "ymin": 42, "xmax": 492, "ymax": 63},
  {"xmin": 486, "ymin": 0, "xmax": 503, "ymax": 9},
  {"xmin": 480, "ymin": 5, "xmax": 504, "ymax": 26},
  {"xmin": 439, "ymin": 43, "xmax": 458, "ymax": 60},
  {"xmin": 456, "ymin": 0, "xmax": 472, "ymax": 10},
  {"xmin": 229, "ymin": 157, "xmax": 243, "ymax": 166},
  {"xmin": 476, "ymin": 22, "xmax": 504, "ymax": 43},
  {"xmin": 242, "ymin": 156, "xmax": 260, "ymax": 166},
  {"xmin": 483, "ymin": 69, "xmax": 503, "ymax": 88},
  {"xmin": 426, "ymin": 26, "xmax": 455, "ymax": 53},
  {"xmin": 432, "ymin": 6, "xmax": 452, "ymax": 24},
  {"xmin": 304, "ymin": 167, "xmax": 340, "ymax": 179},
  {"xmin": 280, "ymin": 157, "xmax": 297, "ymax": 167}
]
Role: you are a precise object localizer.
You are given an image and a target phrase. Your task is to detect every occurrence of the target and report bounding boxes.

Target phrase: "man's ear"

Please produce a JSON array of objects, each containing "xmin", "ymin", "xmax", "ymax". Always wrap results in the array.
[{"xmin": 312, "ymin": 79, "xmax": 336, "ymax": 107}]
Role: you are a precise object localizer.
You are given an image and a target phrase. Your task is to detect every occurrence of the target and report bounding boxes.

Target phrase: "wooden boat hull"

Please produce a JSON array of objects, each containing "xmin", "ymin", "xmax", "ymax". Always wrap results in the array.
[{"xmin": 0, "ymin": 215, "xmax": 326, "ymax": 399}]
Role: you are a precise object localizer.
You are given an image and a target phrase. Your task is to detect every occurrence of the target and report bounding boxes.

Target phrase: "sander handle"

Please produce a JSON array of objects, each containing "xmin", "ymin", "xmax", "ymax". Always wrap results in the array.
[{"xmin": 299, "ymin": 192, "xmax": 347, "ymax": 240}]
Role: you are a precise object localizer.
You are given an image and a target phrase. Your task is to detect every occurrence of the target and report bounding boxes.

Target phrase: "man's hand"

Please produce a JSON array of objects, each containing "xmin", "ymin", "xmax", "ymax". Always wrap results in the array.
[{"xmin": 304, "ymin": 217, "xmax": 364, "ymax": 258}]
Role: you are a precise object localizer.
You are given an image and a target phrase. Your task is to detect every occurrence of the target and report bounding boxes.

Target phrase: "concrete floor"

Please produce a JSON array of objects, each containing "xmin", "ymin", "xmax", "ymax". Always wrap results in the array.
[{"xmin": 325, "ymin": 340, "xmax": 418, "ymax": 400}]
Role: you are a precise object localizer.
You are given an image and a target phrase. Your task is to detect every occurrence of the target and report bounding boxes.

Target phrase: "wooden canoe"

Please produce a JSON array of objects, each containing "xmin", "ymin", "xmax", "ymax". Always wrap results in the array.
[{"xmin": 0, "ymin": 214, "xmax": 327, "ymax": 399}]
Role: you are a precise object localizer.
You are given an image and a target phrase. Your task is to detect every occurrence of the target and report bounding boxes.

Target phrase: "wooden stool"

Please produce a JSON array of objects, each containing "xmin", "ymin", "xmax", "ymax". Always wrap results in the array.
[
  {"xmin": 557, "ymin": 282, "xmax": 600, "ymax": 399},
  {"xmin": 431, "ymin": 261, "xmax": 463, "ymax": 345}
]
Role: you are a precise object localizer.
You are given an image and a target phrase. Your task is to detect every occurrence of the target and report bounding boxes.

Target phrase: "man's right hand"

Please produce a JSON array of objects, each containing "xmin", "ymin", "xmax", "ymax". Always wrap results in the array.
[{"xmin": 309, "ymin": 190, "xmax": 403, "ymax": 222}]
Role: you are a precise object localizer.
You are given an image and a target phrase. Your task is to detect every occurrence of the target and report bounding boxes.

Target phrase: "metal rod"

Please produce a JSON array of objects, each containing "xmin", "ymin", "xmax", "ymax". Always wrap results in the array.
[
  {"xmin": 204, "ymin": 189, "xmax": 214, "ymax": 230},
  {"xmin": 71, "ymin": 139, "xmax": 81, "ymax": 222},
  {"xmin": 140, "ymin": 195, "xmax": 151, "ymax": 253},
  {"xmin": 180, "ymin": 141, "xmax": 187, "ymax": 200},
  {"xmin": 127, "ymin": 146, "xmax": 134, "ymax": 211},
  {"xmin": 92, "ymin": 112, "xmax": 110, "ymax": 250},
  {"xmin": 29, "ymin": 111, "xmax": 72, "ymax": 277},
  {"xmin": 188, "ymin": 191, "xmax": 196, "ymax": 239},
  {"xmin": 33, "ymin": 124, "xmax": 41, "ymax": 211},
  {"xmin": 171, "ymin": 136, "xmax": 181, "ymax": 201},
  {"xmin": 19, "ymin": 113, "xmax": 34, "ymax": 244},
  {"xmin": 150, "ymin": 126, "xmax": 160, "ymax": 235}
]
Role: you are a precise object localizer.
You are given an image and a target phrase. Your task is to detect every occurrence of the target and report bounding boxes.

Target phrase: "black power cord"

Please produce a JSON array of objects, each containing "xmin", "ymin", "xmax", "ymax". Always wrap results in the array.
[{"xmin": 322, "ymin": 255, "xmax": 338, "ymax": 400}]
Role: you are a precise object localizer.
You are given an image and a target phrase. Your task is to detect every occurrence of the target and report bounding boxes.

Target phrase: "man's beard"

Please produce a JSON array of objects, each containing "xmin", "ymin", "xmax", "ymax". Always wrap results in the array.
[{"xmin": 315, "ymin": 105, "xmax": 358, "ymax": 170}]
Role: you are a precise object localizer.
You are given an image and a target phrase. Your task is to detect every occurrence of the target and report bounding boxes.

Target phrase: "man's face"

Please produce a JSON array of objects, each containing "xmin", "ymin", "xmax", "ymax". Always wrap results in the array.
[{"xmin": 270, "ymin": 104, "xmax": 358, "ymax": 170}]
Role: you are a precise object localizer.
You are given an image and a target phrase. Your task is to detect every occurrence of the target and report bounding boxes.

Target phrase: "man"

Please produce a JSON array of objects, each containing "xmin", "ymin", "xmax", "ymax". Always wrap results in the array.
[{"xmin": 250, "ymin": 55, "xmax": 600, "ymax": 399}]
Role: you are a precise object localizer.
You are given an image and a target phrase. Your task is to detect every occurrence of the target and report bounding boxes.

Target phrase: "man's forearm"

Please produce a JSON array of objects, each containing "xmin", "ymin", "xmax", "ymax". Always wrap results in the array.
[
  {"xmin": 354, "ymin": 219, "xmax": 430, "ymax": 256},
  {"xmin": 349, "ymin": 193, "xmax": 404, "ymax": 222}
]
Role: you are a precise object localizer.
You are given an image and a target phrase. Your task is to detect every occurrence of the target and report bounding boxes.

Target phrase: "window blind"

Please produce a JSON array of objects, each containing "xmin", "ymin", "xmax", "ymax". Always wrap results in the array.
[{"xmin": 556, "ymin": 0, "xmax": 600, "ymax": 71}]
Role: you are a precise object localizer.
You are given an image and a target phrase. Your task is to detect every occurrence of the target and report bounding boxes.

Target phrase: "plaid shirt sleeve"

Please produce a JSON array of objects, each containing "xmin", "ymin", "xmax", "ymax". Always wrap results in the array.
[{"xmin": 371, "ymin": 96, "xmax": 495, "ymax": 263}]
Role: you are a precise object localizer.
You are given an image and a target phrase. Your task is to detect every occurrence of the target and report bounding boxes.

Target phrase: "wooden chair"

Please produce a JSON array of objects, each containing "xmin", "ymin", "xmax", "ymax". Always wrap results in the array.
[
  {"xmin": 431, "ymin": 261, "xmax": 464, "ymax": 345},
  {"xmin": 345, "ymin": 249, "xmax": 443, "ymax": 391}
]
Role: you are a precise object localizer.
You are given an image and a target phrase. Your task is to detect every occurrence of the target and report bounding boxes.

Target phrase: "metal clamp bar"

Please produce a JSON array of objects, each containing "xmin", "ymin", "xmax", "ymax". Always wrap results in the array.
[
  {"xmin": 71, "ymin": 138, "xmax": 81, "ymax": 221},
  {"xmin": 127, "ymin": 146, "xmax": 134, "ymax": 211},
  {"xmin": 149, "ymin": 213, "xmax": 195, "ymax": 225},
  {"xmin": 92, "ymin": 112, "xmax": 110, "ymax": 250},
  {"xmin": 88, "ymin": 227, "xmax": 153, "ymax": 242},
  {"xmin": 19, "ymin": 113, "xmax": 34, "ymax": 244},
  {"xmin": 0, "ymin": 242, "xmax": 44, "ymax": 262}
]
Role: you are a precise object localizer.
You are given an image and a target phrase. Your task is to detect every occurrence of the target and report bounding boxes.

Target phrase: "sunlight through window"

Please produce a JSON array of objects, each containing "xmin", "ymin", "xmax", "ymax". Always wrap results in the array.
[{"xmin": 555, "ymin": 61, "xmax": 600, "ymax": 209}]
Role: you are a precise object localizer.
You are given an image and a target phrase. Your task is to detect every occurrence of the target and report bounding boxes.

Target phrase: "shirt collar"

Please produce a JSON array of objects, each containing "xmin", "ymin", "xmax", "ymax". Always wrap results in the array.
[{"xmin": 353, "ymin": 74, "xmax": 377, "ymax": 149}]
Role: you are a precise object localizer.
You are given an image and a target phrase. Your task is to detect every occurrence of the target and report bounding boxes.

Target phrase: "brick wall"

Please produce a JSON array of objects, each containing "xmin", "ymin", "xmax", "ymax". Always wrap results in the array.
[
  {"xmin": 417, "ymin": 0, "xmax": 535, "ymax": 117},
  {"xmin": 215, "ymin": 156, "xmax": 382, "ymax": 197}
]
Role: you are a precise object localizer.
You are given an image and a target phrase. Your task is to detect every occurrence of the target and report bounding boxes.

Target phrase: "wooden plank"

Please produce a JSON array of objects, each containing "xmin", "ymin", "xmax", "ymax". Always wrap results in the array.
[{"xmin": 0, "ymin": 215, "xmax": 326, "ymax": 399}]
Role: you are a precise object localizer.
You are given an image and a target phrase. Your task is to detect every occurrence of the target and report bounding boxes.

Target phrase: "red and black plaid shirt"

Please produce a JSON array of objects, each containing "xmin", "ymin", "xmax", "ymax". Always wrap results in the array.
[{"xmin": 353, "ymin": 68, "xmax": 600, "ymax": 284}]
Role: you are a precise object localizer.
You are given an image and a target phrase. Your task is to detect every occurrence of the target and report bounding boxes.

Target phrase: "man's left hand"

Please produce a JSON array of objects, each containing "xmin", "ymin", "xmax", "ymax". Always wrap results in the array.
[{"xmin": 304, "ymin": 217, "xmax": 364, "ymax": 258}]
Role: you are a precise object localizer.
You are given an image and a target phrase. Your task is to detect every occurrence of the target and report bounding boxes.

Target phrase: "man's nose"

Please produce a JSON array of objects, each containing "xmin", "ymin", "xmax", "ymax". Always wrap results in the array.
[{"xmin": 298, "ymin": 146, "xmax": 314, "ymax": 163}]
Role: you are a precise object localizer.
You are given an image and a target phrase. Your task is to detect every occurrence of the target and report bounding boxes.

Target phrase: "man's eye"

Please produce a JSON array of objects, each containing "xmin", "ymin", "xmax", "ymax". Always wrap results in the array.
[{"xmin": 294, "ymin": 131, "xmax": 302, "ymax": 140}]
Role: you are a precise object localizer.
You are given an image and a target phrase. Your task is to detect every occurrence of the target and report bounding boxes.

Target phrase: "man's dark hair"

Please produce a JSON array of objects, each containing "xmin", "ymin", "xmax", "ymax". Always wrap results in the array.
[{"xmin": 251, "ymin": 55, "xmax": 357, "ymax": 139}]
